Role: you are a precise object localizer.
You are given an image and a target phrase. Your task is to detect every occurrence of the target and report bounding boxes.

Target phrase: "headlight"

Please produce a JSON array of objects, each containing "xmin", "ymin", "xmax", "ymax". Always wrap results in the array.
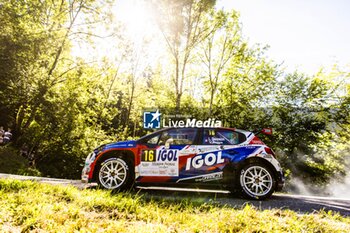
[{"xmin": 85, "ymin": 152, "xmax": 96, "ymax": 164}]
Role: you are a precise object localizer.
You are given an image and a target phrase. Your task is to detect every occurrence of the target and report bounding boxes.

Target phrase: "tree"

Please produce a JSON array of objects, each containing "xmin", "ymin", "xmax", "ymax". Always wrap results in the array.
[
  {"xmin": 198, "ymin": 9, "xmax": 245, "ymax": 115},
  {"xmin": 214, "ymin": 44, "xmax": 278, "ymax": 128},
  {"xmin": 0, "ymin": 0, "xmax": 109, "ymax": 140},
  {"xmin": 0, "ymin": 0, "xmax": 115, "ymax": 177},
  {"xmin": 152, "ymin": 0, "xmax": 216, "ymax": 112},
  {"xmin": 266, "ymin": 70, "xmax": 349, "ymax": 183}
]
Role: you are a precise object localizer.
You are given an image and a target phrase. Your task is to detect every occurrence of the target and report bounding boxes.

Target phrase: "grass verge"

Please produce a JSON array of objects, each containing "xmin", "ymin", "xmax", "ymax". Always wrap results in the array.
[{"xmin": 0, "ymin": 179, "xmax": 349, "ymax": 232}]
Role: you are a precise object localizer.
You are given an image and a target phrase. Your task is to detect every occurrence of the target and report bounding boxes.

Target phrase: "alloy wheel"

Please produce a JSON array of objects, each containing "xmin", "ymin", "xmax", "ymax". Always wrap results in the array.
[
  {"xmin": 99, "ymin": 159, "xmax": 127, "ymax": 189},
  {"xmin": 240, "ymin": 165, "xmax": 273, "ymax": 196}
]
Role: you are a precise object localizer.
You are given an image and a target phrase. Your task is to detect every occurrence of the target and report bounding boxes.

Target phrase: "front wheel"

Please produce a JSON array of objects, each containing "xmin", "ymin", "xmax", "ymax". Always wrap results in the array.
[
  {"xmin": 97, "ymin": 157, "xmax": 134, "ymax": 191},
  {"xmin": 239, "ymin": 162, "xmax": 276, "ymax": 200}
]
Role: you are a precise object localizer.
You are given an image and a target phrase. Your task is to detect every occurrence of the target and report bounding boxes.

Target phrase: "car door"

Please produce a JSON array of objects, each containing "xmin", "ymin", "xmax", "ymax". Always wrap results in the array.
[
  {"xmin": 136, "ymin": 128, "xmax": 199, "ymax": 183},
  {"xmin": 177, "ymin": 128, "xmax": 243, "ymax": 184}
]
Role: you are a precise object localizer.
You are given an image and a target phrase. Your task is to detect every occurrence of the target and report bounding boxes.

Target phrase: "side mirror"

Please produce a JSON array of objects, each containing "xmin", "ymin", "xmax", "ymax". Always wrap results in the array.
[
  {"xmin": 261, "ymin": 128, "xmax": 273, "ymax": 135},
  {"xmin": 165, "ymin": 138, "xmax": 174, "ymax": 149}
]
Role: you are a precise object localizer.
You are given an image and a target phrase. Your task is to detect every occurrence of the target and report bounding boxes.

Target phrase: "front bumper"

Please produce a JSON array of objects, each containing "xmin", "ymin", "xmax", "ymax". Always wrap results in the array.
[
  {"xmin": 81, "ymin": 152, "xmax": 96, "ymax": 183},
  {"xmin": 81, "ymin": 167, "xmax": 89, "ymax": 183}
]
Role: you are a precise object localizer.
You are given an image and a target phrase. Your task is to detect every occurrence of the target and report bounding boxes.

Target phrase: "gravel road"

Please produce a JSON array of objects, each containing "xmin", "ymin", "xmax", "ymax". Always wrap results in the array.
[{"xmin": 1, "ymin": 173, "xmax": 350, "ymax": 217}]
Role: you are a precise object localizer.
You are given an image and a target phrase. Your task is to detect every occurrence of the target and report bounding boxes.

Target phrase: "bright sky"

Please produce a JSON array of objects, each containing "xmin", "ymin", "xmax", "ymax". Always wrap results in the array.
[
  {"xmin": 218, "ymin": 0, "xmax": 350, "ymax": 75},
  {"xmin": 72, "ymin": 0, "xmax": 350, "ymax": 76}
]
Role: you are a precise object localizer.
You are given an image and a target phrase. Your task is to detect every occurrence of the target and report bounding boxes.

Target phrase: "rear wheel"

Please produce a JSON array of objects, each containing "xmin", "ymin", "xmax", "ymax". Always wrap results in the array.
[
  {"xmin": 97, "ymin": 157, "xmax": 134, "ymax": 191},
  {"xmin": 239, "ymin": 162, "xmax": 275, "ymax": 200}
]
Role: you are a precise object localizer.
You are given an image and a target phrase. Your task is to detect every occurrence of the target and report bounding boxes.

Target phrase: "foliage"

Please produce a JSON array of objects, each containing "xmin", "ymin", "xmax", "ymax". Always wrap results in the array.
[
  {"xmin": 0, "ymin": 0, "xmax": 115, "ymax": 178},
  {"xmin": 0, "ymin": 146, "xmax": 41, "ymax": 176},
  {"xmin": 269, "ymin": 71, "xmax": 350, "ymax": 183},
  {"xmin": 0, "ymin": 179, "xmax": 350, "ymax": 232}
]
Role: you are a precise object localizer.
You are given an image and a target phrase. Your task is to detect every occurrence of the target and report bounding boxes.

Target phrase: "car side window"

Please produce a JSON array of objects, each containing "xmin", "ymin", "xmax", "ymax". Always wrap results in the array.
[
  {"xmin": 146, "ymin": 134, "xmax": 160, "ymax": 145},
  {"xmin": 158, "ymin": 128, "xmax": 197, "ymax": 145},
  {"xmin": 203, "ymin": 129, "xmax": 242, "ymax": 145},
  {"xmin": 137, "ymin": 132, "xmax": 162, "ymax": 145}
]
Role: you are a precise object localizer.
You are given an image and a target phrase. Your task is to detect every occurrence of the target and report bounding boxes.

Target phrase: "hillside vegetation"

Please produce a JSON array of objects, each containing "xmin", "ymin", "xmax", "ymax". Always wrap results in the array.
[
  {"xmin": 0, "ymin": 179, "xmax": 349, "ymax": 232},
  {"xmin": 0, "ymin": 146, "xmax": 40, "ymax": 176}
]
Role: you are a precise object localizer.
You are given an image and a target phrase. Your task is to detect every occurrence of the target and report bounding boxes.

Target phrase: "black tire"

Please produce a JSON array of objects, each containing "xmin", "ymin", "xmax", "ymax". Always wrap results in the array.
[
  {"xmin": 96, "ymin": 157, "xmax": 134, "ymax": 191},
  {"xmin": 238, "ymin": 162, "xmax": 276, "ymax": 200}
]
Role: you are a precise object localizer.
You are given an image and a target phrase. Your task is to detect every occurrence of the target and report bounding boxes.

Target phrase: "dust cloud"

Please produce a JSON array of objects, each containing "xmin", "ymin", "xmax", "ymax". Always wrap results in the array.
[{"xmin": 287, "ymin": 154, "xmax": 350, "ymax": 199}]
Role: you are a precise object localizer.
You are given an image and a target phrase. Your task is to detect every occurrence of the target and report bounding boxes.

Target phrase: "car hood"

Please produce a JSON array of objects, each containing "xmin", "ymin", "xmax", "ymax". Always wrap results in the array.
[{"xmin": 104, "ymin": 140, "xmax": 137, "ymax": 150}]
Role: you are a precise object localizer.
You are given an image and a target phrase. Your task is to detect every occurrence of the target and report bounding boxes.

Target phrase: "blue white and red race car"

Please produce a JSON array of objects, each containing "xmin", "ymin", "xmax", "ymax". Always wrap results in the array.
[{"xmin": 82, "ymin": 127, "xmax": 284, "ymax": 199}]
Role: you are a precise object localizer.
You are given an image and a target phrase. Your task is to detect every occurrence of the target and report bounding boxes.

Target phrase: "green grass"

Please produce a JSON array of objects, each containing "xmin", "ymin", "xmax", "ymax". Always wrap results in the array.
[{"xmin": 0, "ymin": 179, "xmax": 349, "ymax": 232}]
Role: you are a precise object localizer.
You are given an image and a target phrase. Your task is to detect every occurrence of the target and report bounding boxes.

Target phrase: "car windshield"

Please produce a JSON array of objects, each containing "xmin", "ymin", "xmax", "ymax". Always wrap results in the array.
[{"xmin": 158, "ymin": 128, "xmax": 197, "ymax": 145}]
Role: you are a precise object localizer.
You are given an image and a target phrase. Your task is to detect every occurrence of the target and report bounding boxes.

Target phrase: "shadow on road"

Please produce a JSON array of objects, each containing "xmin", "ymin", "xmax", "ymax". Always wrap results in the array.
[{"xmin": 122, "ymin": 188, "xmax": 350, "ymax": 217}]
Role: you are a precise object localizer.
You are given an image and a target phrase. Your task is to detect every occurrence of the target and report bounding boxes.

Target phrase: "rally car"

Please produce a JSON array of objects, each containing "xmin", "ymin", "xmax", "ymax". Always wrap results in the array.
[{"xmin": 82, "ymin": 127, "xmax": 284, "ymax": 199}]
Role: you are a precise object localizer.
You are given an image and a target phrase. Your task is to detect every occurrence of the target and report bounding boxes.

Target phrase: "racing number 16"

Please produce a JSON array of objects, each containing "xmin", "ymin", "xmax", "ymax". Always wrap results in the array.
[{"xmin": 141, "ymin": 150, "xmax": 156, "ymax": 162}]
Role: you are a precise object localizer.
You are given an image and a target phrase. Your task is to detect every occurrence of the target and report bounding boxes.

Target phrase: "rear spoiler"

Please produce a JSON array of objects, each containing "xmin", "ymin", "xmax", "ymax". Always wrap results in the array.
[{"xmin": 254, "ymin": 128, "xmax": 273, "ymax": 136}]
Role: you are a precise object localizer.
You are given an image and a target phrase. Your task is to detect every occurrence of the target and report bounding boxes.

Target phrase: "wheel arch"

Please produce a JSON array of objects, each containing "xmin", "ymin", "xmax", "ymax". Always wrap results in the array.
[
  {"xmin": 235, "ymin": 157, "xmax": 278, "ymax": 199},
  {"xmin": 92, "ymin": 149, "xmax": 135, "ymax": 182},
  {"xmin": 223, "ymin": 156, "xmax": 278, "ymax": 188},
  {"xmin": 237, "ymin": 156, "xmax": 279, "ymax": 181}
]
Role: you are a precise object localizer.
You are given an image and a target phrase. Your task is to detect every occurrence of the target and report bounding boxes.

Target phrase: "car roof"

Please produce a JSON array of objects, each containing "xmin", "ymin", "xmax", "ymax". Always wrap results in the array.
[
  {"xmin": 138, "ymin": 127, "xmax": 252, "ymax": 141},
  {"xmin": 156, "ymin": 127, "xmax": 251, "ymax": 133}
]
